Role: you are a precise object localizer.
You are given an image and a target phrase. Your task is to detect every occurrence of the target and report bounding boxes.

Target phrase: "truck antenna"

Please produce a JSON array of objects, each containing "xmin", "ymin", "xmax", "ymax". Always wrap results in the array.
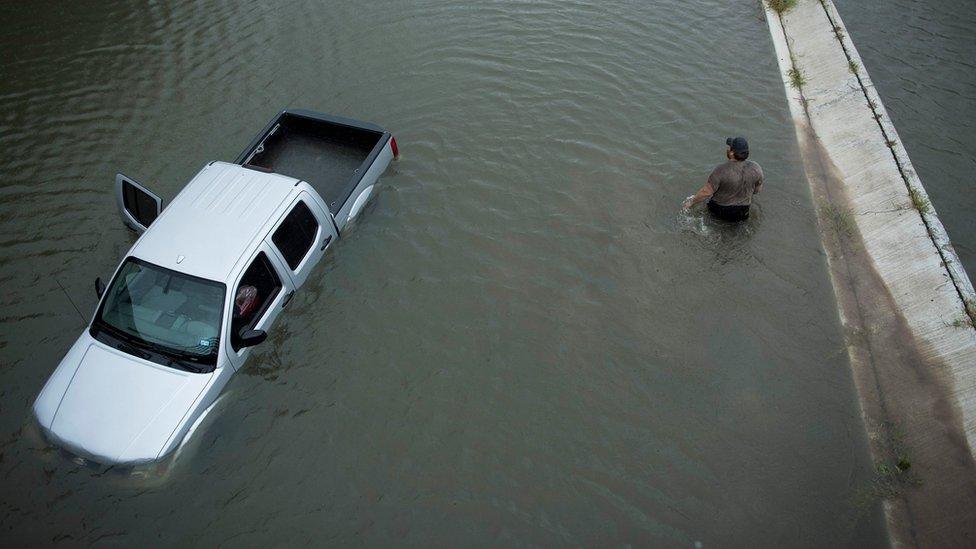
[{"xmin": 56, "ymin": 279, "xmax": 88, "ymax": 325}]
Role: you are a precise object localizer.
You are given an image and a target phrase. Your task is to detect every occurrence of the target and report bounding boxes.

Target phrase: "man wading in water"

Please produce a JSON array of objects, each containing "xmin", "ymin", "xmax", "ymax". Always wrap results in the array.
[{"xmin": 682, "ymin": 137, "xmax": 764, "ymax": 222}]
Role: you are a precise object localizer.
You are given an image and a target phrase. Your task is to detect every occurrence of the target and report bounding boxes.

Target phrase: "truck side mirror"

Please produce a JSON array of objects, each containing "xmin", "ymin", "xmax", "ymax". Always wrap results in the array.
[
  {"xmin": 95, "ymin": 277, "xmax": 106, "ymax": 298},
  {"xmin": 238, "ymin": 329, "xmax": 267, "ymax": 348}
]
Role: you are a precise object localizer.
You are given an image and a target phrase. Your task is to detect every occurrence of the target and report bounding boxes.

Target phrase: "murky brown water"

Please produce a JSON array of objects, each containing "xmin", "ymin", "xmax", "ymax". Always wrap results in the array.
[
  {"xmin": 0, "ymin": 0, "xmax": 885, "ymax": 545},
  {"xmin": 836, "ymin": 0, "xmax": 976, "ymax": 277}
]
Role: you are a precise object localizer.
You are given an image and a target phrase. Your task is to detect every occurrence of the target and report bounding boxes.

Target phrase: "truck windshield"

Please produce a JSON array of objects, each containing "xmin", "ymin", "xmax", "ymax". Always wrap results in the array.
[{"xmin": 95, "ymin": 257, "xmax": 225, "ymax": 367}]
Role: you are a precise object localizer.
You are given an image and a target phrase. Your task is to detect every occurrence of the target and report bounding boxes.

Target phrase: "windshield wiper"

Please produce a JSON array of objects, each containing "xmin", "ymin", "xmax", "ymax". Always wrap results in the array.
[
  {"xmin": 169, "ymin": 359, "xmax": 206, "ymax": 374},
  {"xmin": 112, "ymin": 335, "xmax": 204, "ymax": 373},
  {"xmin": 95, "ymin": 319, "xmax": 142, "ymax": 347},
  {"xmin": 94, "ymin": 321, "xmax": 211, "ymax": 373},
  {"xmin": 135, "ymin": 339, "xmax": 209, "ymax": 373},
  {"xmin": 116, "ymin": 341, "xmax": 151, "ymax": 361}
]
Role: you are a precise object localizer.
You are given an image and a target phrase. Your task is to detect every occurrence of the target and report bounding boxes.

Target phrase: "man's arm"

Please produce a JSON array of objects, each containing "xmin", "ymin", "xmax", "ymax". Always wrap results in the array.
[
  {"xmin": 682, "ymin": 180, "xmax": 715, "ymax": 210},
  {"xmin": 753, "ymin": 166, "xmax": 764, "ymax": 194}
]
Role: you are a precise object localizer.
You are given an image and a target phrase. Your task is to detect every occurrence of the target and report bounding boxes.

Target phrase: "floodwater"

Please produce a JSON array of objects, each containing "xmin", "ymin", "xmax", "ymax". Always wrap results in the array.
[
  {"xmin": 835, "ymin": 0, "xmax": 976, "ymax": 277},
  {"xmin": 0, "ymin": 1, "xmax": 885, "ymax": 546}
]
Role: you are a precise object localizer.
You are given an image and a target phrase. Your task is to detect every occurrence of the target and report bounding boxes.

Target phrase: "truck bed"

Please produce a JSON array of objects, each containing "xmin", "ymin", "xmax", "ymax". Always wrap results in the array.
[{"xmin": 235, "ymin": 110, "xmax": 391, "ymax": 212}]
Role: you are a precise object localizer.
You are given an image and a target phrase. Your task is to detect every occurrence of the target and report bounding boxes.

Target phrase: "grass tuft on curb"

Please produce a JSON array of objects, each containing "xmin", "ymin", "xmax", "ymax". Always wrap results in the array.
[
  {"xmin": 850, "ymin": 422, "xmax": 922, "ymax": 514},
  {"xmin": 849, "ymin": 60, "xmax": 860, "ymax": 74},
  {"xmin": 788, "ymin": 67, "xmax": 806, "ymax": 89},
  {"xmin": 908, "ymin": 187, "xmax": 932, "ymax": 215},
  {"xmin": 767, "ymin": 0, "xmax": 797, "ymax": 14},
  {"xmin": 818, "ymin": 201, "xmax": 855, "ymax": 239},
  {"xmin": 946, "ymin": 317, "xmax": 974, "ymax": 329},
  {"xmin": 965, "ymin": 298, "xmax": 976, "ymax": 319}
]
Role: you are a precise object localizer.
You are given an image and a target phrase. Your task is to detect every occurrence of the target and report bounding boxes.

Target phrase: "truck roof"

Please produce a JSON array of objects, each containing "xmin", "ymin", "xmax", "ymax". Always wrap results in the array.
[{"xmin": 130, "ymin": 162, "xmax": 298, "ymax": 282}]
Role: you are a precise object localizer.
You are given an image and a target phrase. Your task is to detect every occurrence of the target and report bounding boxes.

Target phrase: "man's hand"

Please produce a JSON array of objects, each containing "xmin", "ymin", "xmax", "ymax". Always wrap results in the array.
[{"xmin": 683, "ymin": 181, "xmax": 714, "ymax": 211}]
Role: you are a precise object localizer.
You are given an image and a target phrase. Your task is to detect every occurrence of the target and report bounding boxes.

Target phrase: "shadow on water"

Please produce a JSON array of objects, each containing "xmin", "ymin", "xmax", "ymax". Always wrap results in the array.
[{"xmin": 793, "ymin": 118, "xmax": 976, "ymax": 544}]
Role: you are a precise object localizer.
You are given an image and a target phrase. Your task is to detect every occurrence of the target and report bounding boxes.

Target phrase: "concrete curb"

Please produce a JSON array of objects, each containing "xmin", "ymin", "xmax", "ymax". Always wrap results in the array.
[
  {"xmin": 763, "ymin": 1, "xmax": 976, "ymax": 545},
  {"xmin": 815, "ymin": 0, "xmax": 976, "ymax": 318}
]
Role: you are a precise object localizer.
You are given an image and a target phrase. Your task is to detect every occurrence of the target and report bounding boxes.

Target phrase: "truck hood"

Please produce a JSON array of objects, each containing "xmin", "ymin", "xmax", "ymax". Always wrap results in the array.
[{"xmin": 46, "ymin": 341, "xmax": 212, "ymax": 464}]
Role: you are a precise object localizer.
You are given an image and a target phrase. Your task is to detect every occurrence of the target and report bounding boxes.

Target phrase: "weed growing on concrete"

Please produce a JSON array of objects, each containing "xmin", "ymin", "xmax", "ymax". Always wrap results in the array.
[
  {"xmin": 867, "ymin": 99, "xmax": 877, "ymax": 110},
  {"xmin": 851, "ymin": 422, "xmax": 921, "ymax": 513},
  {"xmin": 767, "ymin": 0, "xmax": 797, "ymax": 14},
  {"xmin": 946, "ymin": 317, "xmax": 974, "ymax": 329},
  {"xmin": 908, "ymin": 187, "xmax": 932, "ymax": 215},
  {"xmin": 965, "ymin": 298, "xmax": 976, "ymax": 317},
  {"xmin": 849, "ymin": 60, "xmax": 860, "ymax": 74},
  {"xmin": 872, "ymin": 112, "xmax": 883, "ymax": 122},
  {"xmin": 818, "ymin": 201, "xmax": 855, "ymax": 239},
  {"xmin": 833, "ymin": 25, "xmax": 845, "ymax": 40},
  {"xmin": 788, "ymin": 67, "xmax": 806, "ymax": 89},
  {"xmin": 885, "ymin": 139, "xmax": 897, "ymax": 149}
]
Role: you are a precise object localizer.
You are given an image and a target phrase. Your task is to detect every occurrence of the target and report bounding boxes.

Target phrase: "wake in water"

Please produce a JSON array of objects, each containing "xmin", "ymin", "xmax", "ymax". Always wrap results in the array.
[
  {"xmin": 675, "ymin": 203, "xmax": 764, "ymax": 265},
  {"xmin": 676, "ymin": 202, "xmax": 762, "ymax": 238}
]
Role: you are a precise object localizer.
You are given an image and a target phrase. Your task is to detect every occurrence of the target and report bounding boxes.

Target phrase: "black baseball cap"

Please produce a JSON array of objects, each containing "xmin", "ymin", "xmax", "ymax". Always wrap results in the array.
[{"xmin": 726, "ymin": 136, "xmax": 749, "ymax": 156}]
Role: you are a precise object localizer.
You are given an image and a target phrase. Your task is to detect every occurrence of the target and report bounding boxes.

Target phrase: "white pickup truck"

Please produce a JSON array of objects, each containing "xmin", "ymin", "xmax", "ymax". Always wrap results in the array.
[{"xmin": 34, "ymin": 110, "xmax": 398, "ymax": 465}]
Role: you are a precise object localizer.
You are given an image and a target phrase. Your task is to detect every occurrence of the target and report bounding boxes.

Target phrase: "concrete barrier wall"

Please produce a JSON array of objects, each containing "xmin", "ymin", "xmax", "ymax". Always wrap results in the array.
[{"xmin": 763, "ymin": 1, "xmax": 976, "ymax": 545}]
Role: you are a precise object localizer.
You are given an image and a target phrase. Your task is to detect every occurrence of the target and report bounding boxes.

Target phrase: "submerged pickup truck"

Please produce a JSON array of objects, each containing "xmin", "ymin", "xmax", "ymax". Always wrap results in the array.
[{"xmin": 34, "ymin": 110, "xmax": 398, "ymax": 465}]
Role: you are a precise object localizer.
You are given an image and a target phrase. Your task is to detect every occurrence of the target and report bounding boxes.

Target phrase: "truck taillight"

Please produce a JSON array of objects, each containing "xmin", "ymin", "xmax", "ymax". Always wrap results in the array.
[{"xmin": 391, "ymin": 136, "xmax": 400, "ymax": 159}]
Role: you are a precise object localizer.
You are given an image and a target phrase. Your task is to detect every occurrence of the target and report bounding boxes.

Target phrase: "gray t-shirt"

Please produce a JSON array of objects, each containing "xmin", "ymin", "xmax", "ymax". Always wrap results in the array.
[{"xmin": 707, "ymin": 160, "xmax": 764, "ymax": 206}]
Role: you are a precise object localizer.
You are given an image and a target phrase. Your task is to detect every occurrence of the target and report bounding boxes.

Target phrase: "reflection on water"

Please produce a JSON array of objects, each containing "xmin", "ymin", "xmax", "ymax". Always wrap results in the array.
[{"xmin": 0, "ymin": 0, "xmax": 885, "ymax": 545}]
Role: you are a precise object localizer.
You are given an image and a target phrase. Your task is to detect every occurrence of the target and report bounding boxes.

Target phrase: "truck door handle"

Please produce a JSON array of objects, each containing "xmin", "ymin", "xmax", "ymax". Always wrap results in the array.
[
  {"xmin": 281, "ymin": 290, "xmax": 295, "ymax": 308},
  {"xmin": 320, "ymin": 235, "xmax": 333, "ymax": 251}
]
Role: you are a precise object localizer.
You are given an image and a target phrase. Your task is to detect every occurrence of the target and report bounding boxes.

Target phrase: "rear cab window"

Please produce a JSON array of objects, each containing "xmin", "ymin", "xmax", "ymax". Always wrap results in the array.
[{"xmin": 272, "ymin": 201, "xmax": 319, "ymax": 270}]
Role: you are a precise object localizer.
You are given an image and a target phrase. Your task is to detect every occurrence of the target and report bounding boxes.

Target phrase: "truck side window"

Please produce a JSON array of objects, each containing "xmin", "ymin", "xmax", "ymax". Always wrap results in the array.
[
  {"xmin": 272, "ymin": 201, "xmax": 319, "ymax": 270},
  {"xmin": 231, "ymin": 252, "xmax": 282, "ymax": 351}
]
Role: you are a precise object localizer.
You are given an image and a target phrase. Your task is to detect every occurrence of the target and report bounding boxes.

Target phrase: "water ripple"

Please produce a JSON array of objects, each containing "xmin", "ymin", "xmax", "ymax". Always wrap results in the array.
[{"xmin": 0, "ymin": 0, "xmax": 883, "ymax": 545}]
